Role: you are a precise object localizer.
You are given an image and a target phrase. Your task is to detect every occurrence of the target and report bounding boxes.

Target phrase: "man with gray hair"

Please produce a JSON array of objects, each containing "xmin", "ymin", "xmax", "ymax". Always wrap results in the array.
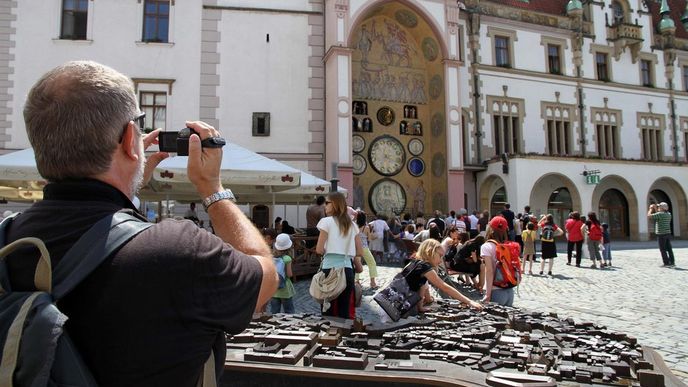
[
  {"xmin": 647, "ymin": 202, "xmax": 675, "ymax": 267},
  {"xmin": 6, "ymin": 61, "xmax": 277, "ymax": 385}
]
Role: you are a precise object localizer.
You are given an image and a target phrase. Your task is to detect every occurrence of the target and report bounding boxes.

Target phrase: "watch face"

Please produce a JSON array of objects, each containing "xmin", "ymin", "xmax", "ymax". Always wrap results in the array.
[
  {"xmin": 376, "ymin": 106, "xmax": 395, "ymax": 126},
  {"xmin": 352, "ymin": 154, "xmax": 367, "ymax": 175},
  {"xmin": 369, "ymin": 178, "xmax": 407, "ymax": 215},
  {"xmin": 352, "ymin": 135, "xmax": 365, "ymax": 153},
  {"xmin": 369, "ymin": 135, "xmax": 405, "ymax": 176},
  {"xmin": 407, "ymin": 157, "xmax": 425, "ymax": 177},
  {"xmin": 408, "ymin": 138, "xmax": 424, "ymax": 156}
]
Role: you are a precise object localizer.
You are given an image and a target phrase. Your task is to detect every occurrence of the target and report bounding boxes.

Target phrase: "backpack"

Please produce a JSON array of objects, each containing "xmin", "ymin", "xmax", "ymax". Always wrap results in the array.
[
  {"xmin": 588, "ymin": 223, "xmax": 602, "ymax": 241},
  {"xmin": 0, "ymin": 212, "xmax": 152, "ymax": 387},
  {"xmin": 541, "ymin": 224, "xmax": 555, "ymax": 242},
  {"xmin": 487, "ymin": 240, "xmax": 522, "ymax": 288},
  {"xmin": 273, "ymin": 256, "xmax": 287, "ymax": 289}
]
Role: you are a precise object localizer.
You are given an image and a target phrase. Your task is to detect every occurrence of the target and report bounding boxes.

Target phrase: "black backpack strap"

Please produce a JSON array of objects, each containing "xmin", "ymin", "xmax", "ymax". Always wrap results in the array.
[
  {"xmin": 0, "ymin": 213, "xmax": 20, "ymax": 293},
  {"xmin": 52, "ymin": 212, "xmax": 152, "ymax": 300},
  {"xmin": 0, "ymin": 212, "xmax": 20, "ymax": 246}
]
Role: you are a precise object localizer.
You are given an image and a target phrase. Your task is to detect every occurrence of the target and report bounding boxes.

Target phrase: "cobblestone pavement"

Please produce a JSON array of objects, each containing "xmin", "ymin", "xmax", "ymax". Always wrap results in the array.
[{"xmin": 291, "ymin": 241, "xmax": 688, "ymax": 382}]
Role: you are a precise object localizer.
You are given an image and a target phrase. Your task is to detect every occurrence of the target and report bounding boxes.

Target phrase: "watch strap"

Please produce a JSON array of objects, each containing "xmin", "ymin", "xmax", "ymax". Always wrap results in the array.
[{"xmin": 202, "ymin": 189, "xmax": 235, "ymax": 211}]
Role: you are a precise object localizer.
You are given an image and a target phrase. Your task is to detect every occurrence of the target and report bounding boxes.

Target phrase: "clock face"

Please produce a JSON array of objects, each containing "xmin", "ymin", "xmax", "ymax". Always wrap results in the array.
[
  {"xmin": 369, "ymin": 135, "xmax": 405, "ymax": 176},
  {"xmin": 352, "ymin": 154, "xmax": 367, "ymax": 175},
  {"xmin": 407, "ymin": 157, "xmax": 425, "ymax": 177},
  {"xmin": 376, "ymin": 106, "xmax": 395, "ymax": 126},
  {"xmin": 369, "ymin": 178, "xmax": 407, "ymax": 215},
  {"xmin": 408, "ymin": 138, "xmax": 424, "ymax": 156},
  {"xmin": 352, "ymin": 135, "xmax": 365, "ymax": 153}
]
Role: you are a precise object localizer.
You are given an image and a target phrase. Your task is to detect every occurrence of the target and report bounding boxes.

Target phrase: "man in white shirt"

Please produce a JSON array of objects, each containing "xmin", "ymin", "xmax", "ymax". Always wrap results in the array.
[
  {"xmin": 368, "ymin": 215, "xmax": 390, "ymax": 261},
  {"xmin": 468, "ymin": 211, "xmax": 479, "ymax": 238}
]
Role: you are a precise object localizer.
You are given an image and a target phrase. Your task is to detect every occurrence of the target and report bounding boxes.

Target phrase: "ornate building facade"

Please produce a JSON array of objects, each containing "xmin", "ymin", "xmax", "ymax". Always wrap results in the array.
[{"xmin": 1, "ymin": 0, "xmax": 687, "ymax": 240}]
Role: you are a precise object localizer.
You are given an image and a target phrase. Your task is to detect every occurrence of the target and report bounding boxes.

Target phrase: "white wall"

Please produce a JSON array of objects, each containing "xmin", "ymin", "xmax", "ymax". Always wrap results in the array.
[
  {"xmin": 217, "ymin": 11, "xmax": 310, "ymax": 153},
  {"xmin": 215, "ymin": 0, "xmax": 313, "ymax": 12},
  {"xmin": 10, "ymin": 0, "xmax": 203, "ymax": 148}
]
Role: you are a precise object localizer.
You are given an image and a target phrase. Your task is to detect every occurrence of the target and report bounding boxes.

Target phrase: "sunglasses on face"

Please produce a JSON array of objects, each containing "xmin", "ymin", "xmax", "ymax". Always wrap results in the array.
[{"xmin": 119, "ymin": 112, "xmax": 146, "ymax": 143}]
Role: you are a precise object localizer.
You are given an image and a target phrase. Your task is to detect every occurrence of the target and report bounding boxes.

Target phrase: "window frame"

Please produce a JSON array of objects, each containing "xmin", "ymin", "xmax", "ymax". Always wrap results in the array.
[
  {"xmin": 541, "ymin": 36, "xmax": 568, "ymax": 75},
  {"xmin": 611, "ymin": 0, "xmax": 627, "ymax": 26},
  {"xmin": 683, "ymin": 65, "xmax": 688, "ymax": 91},
  {"xmin": 637, "ymin": 53, "xmax": 658, "ymax": 88},
  {"xmin": 494, "ymin": 36, "xmax": 510, "ymax": 67},
  {"xmin": 595, "ymin": 52, "xmax": 610, "ymax": 81},
  {"xmin": 252, "ymin": 112, "xmax": 271, "ymax": 137},
  {"xmin": 487, "ymin": 96, "xmax": 524, "ymax": 156},
  {"xmin": 591, "ymin": 108, "xmax": 623, "ymax": 159},
  {"xmin": 542, "ymin": 103, "xmax": 576, "ymax": 156},
  {"xmin": 142, "ymin": 0, "xmax": 170, "ymax": 43},
  {"xmin": 58, "ymin": 0, "xmax": 93, "ymax": 41},
  {"xmin": 487, "ymin": 27, "xmax": 517, "ymax": 69},
  {"xmin": 637, "ymin": 113, "xmax": 665, "ymax": 161},
  {"xmin": 547, "ymin": 44, "xmax": 562, "ymax": 75},
  {"xmin": 139, "ymin": 91, "xmax": 168, "ymax": 133},
  {"xmin": 640, "ymin": 60, "xmax": 652, "ymax": 87},
  {"xmin": 137, "ymin": 0, "xmax": 175, "ymax": 45},
  {"xmin": 681, "ymin": 117, "xmax": 688, "ymax": 162}
]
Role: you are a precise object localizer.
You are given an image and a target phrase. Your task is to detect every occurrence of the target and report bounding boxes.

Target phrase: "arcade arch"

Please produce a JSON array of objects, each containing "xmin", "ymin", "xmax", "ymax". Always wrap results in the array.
[
  {"xmin": 647, "ymin": 177, "xmax": 687, "ymax": 237},
  {"xmin": 478, "ymin": 174, "xmax": 507, "ymax": 215},
  {"xmin": 528, "ymin": 173, "xmax": 582, "ymax": 222},
  {"xmin": 592, "ymin": 175, "xmax": 639, "ymax": 240}
]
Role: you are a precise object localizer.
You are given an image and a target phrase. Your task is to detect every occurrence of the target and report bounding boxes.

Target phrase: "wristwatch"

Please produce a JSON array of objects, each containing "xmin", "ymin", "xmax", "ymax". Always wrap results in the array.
[{"xmin": 202, "ymin": 189, "xmax": 236, "ymax": 211}]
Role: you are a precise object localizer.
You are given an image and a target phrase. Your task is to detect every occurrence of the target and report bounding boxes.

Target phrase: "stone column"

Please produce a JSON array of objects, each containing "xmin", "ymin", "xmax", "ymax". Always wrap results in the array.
[
  {"xmin": 445, "ymin": 2, "xmax": 465, "ymax": 211},
  {"xmin": 324, "ymin": 0, "xmax": 353, "ymax": 203}
]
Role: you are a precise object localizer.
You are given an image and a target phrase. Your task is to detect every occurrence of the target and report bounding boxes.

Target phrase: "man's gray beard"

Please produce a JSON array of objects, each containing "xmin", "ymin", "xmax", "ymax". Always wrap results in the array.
[{"xmin": 129, "ymin": 148, "xmax": 145, "ymax": 198}]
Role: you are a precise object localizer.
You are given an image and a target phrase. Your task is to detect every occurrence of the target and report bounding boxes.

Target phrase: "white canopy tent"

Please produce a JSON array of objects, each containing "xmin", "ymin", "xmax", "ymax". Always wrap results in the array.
[
  {"xmin": 0, "ymin": 146, "xmax": 345, "ymax": 205},
  {"xmin": 139, "ymin": 142, "xmax": 302, "ymax": 202}
]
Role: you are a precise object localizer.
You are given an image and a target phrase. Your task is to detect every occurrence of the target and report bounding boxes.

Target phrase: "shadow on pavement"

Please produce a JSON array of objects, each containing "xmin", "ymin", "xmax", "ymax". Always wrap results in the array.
[{"xmin": 550, "ymin": 274, "xmax": 574, "ymax": 280}]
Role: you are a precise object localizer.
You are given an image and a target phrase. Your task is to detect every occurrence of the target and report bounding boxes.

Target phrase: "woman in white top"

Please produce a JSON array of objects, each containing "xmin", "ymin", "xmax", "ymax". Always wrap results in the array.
[{"xmin": 316, "ymin": 192, "xmax": 363, "ymax": 319}]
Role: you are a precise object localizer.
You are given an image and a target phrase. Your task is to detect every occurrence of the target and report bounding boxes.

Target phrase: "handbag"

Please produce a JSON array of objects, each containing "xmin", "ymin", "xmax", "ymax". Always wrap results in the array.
[
  {"xmin": 373, "ymin": 260, "xmax": 422, "ymax": 321},
  {"xmin": 309, "ymin": 267, "xmax": 346, "ymax": 312}
]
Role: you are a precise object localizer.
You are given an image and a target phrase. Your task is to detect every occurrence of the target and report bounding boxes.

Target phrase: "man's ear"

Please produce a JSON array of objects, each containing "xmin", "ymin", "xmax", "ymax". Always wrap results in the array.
[{"xmin": 121, "ymin": 122, "xmax": 139, "ymax": 160}]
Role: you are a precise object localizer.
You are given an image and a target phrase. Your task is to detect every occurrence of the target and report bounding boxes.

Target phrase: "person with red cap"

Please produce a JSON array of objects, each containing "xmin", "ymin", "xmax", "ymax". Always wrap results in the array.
[{"xmin": 480, "ymin": 215, "xmax": 515, "ymax": 306}]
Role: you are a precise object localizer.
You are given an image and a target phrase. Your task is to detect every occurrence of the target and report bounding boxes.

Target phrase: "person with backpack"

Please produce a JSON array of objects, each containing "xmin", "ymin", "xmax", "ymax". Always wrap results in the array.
[
  {"xmin": 538, "ymin": 214, "xmax": 562, "ymax": 276},
  {"xmin": 521, "ymin": 222, "xmax": 537, "ymax": 275},
  {"xmin": 270, "ymin": 233, "xmax": 296, "ymax": 314},
  {"xmin": 481, "ymin": 216, "xmax": 522, "ymax": 306},
  {"xmin": 585, "ymin": 212, "xmax": 604, "ymax": 269},
  {"xmin": 3, "ymin": 61, "xmax": 278, "ymax": 386}
]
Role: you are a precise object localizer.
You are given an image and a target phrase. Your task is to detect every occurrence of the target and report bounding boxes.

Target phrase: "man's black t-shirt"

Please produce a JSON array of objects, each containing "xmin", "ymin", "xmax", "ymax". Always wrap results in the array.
[
  {"xmin": 5, "ymin": 180, "xmax": 263, "ymax": 387},
  {"xmin": 500, "ymin": 209, "xmax": 515, "ymax": 231}
]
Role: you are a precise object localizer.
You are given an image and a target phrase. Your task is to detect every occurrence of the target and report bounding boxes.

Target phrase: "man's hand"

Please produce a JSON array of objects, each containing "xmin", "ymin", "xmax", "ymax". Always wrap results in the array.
[
  {"xmin": 142, "ymin": 129, "xmax": 169, "ymax": 186},
  {"xmin": 185, "ymin": 121, "xmax": 224, "ymax": 198}
]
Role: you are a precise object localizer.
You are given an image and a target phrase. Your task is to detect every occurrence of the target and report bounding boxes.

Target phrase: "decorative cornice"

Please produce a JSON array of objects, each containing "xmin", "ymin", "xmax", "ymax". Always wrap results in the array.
[
  {"xmin": 468, "ymin": 1, "xmax": 590, "ymax": 33},
  {"xmin": 335, "ymin": 0, "xmax": 348, "ymax": 18}
]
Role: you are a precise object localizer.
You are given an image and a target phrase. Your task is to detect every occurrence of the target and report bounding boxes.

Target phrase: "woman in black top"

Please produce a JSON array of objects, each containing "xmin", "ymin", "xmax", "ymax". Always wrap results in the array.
[
  {"xmin": 448, "ymin": 235, "xmax": 485, "ymax": 289},
  {"xmin": 402, "ymin": 239, "xmax": 483, "ymax": 314}
]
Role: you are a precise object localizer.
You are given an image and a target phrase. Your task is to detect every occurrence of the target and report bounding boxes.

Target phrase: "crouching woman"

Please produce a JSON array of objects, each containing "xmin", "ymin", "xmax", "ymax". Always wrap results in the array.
[{"xmin": 407, "ymin": 239, "xmax": 483, "ymax": 314}]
